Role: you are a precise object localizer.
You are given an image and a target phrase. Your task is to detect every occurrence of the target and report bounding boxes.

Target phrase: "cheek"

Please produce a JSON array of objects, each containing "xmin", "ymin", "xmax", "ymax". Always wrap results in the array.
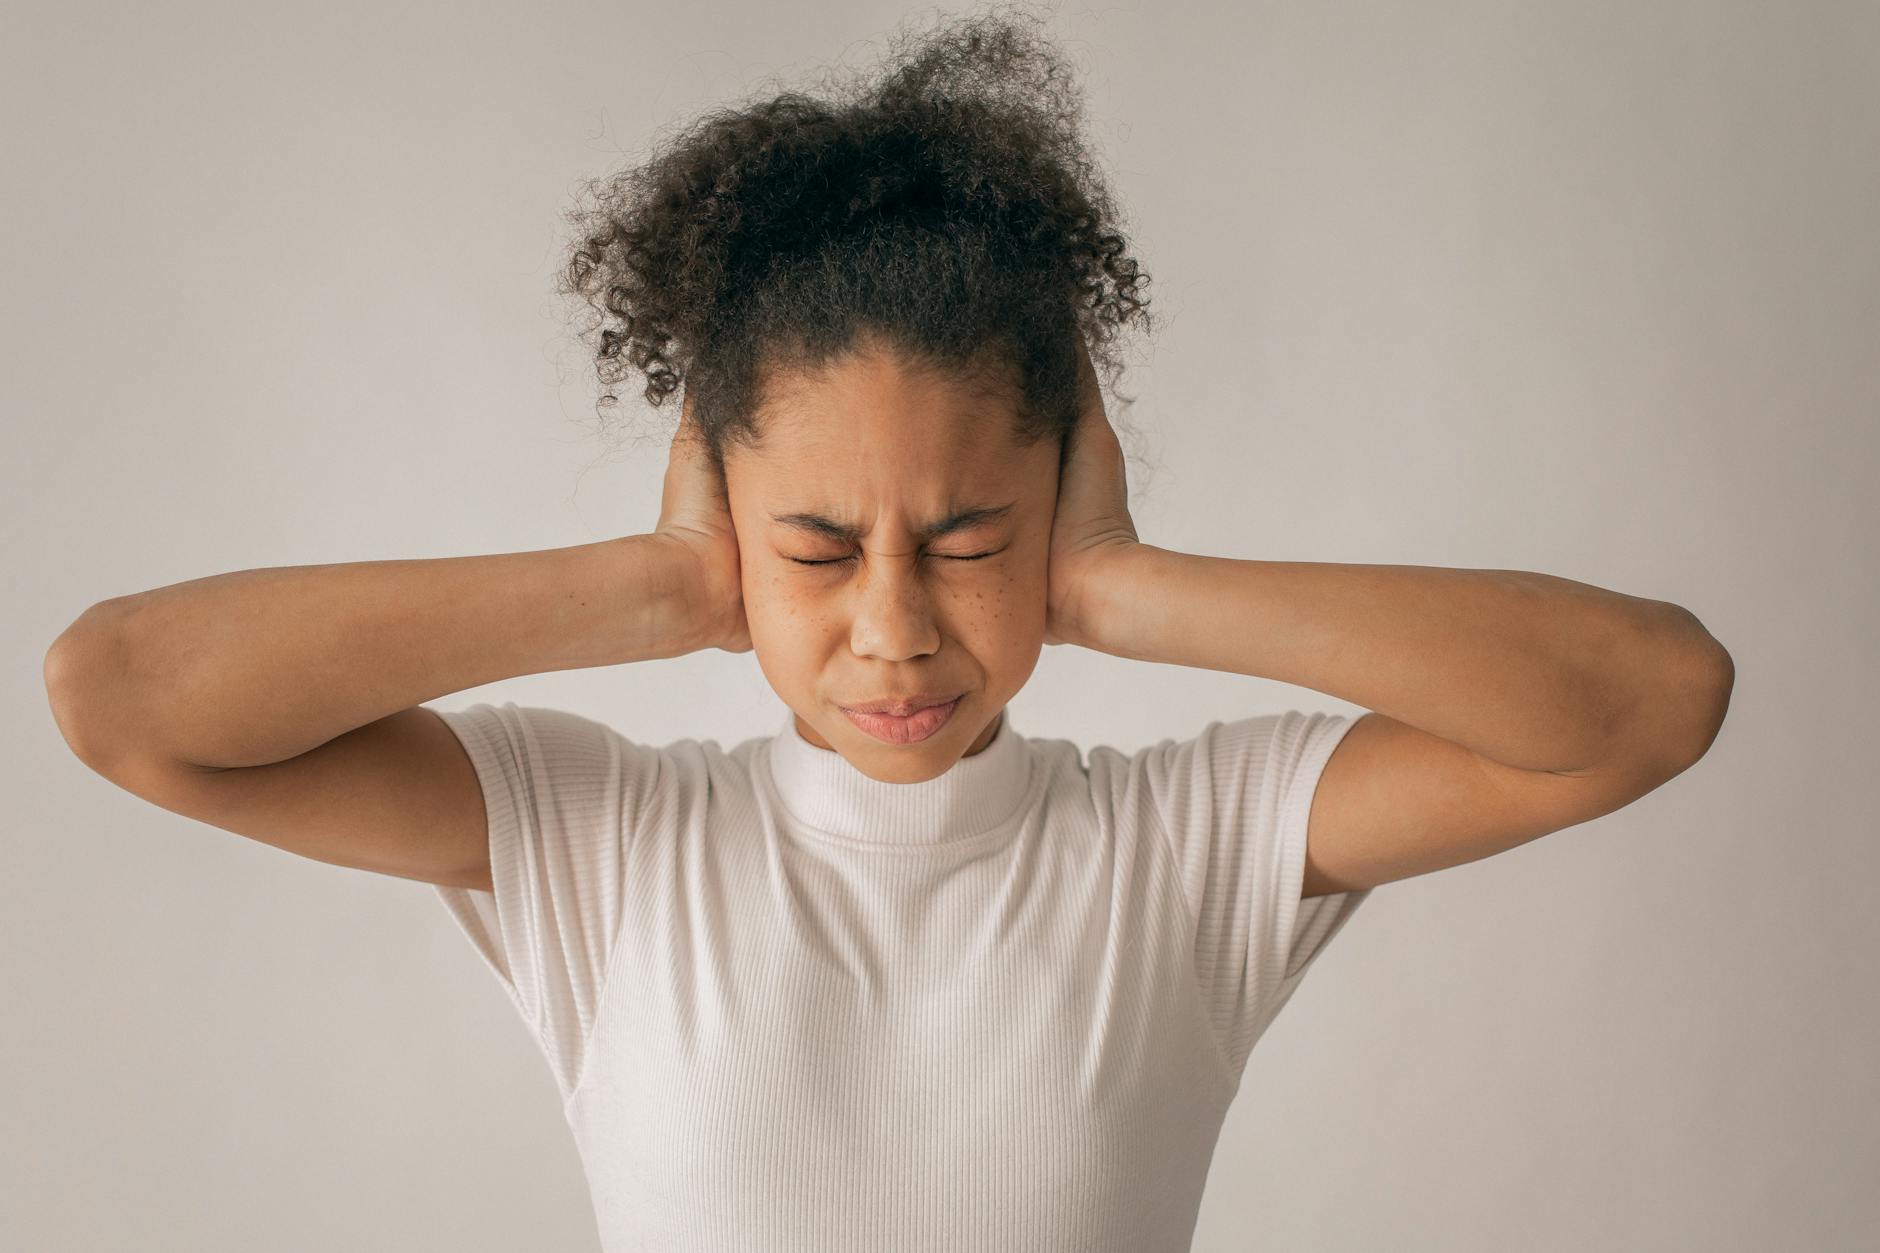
[
  {"xmin": 955, "ymin": 570, "xmax": 1047, "ymax": 697},
  {"xmin": 743, "ymin": 586, "xmax": 824, "ymax": 701},
  {"xmin": 743, "ymin": 577, "xmax": 813, "ymax": 643},
  {"xmin": 952, "ymin": 564, "xmax": 1047, "ymax": 645},
  {"xmin": 741, "ymin": 571, "xmax": 864, "ymax": 664}
]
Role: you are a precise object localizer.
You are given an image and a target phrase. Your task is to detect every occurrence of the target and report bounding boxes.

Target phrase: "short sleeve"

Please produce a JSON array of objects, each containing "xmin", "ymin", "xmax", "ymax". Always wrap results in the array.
[
  {"xmin": 430, "ymin": 701, "xmax": 663, "ymax": 1102},
  {"xmin": 1125, "ymin": 709, "xmax": 1372, "ymax": 1081}
]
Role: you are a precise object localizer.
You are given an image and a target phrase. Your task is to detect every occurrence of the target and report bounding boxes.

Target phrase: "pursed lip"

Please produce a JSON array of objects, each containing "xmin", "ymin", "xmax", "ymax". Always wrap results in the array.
[{"xmin": 837, "ymin": 693, "xmax": 962, "ymax": 717}]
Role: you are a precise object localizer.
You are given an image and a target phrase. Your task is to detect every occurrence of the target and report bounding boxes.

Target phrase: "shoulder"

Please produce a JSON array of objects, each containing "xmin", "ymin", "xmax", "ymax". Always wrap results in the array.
[
  {"xmin": 438, "ymin": 701, "xmax": 747, "ymax": 822},
  {"xmin": 1075, "ymin": 710, "xmax": 1326, "ymax": 806}
]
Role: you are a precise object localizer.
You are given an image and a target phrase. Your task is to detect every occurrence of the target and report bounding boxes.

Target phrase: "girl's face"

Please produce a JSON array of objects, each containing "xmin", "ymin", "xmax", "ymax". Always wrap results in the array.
[{"xmin": 723, "ymin": 343, "xmax": 1061, "ymax": 782}]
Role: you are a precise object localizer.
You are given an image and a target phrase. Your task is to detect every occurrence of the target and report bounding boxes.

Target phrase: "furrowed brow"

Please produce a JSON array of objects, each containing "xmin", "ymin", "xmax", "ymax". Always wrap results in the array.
[{"xmin": 769, "ymin": 502, "xmax": 1015, "ymax": 543}]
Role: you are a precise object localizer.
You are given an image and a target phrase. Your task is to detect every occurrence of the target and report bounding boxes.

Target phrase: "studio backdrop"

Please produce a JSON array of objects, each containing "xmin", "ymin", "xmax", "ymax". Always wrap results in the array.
[{"xmin": 8, "ymin": 2, "xmax": 1875, "ymax": 1250}]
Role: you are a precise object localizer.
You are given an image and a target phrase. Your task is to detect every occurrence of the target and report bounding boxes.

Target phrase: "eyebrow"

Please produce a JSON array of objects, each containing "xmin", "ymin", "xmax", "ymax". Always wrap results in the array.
[{"xmin": 767, "ymin": 502, "xmax": 1016, "ymax": 543}]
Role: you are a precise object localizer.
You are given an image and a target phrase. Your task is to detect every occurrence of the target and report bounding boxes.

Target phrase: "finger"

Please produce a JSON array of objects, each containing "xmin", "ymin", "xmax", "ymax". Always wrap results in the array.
[
  {"xmin": 676, "ymin": 385, "xmax": 698, "ymax": 440},
  {"xmin": 671, "ymin": 388, "xmax": 712, "ymax": 463},
  {"xmin": 1071, "ymin": 333, "xmax": 1100, "ymax": 409},
  {"xmin": 670, "ymin": 387, "xmax": 734, "ymax": 510}
]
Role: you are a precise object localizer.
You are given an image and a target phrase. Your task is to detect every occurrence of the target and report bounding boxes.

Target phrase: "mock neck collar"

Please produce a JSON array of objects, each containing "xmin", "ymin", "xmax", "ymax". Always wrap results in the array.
[{"xmin": 764, "ymin": 705, "xmax": 1032, "ymax": 846}]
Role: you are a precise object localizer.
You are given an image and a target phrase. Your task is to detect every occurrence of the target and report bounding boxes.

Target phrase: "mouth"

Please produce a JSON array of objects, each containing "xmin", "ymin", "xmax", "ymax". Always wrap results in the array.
[
  {"xmin": 837, "ymin": 694, "xmax": 963, "ymax": 745},
  {"xmin": 838, "ymin": 693, "xmax": 962, "ymax": 717}
]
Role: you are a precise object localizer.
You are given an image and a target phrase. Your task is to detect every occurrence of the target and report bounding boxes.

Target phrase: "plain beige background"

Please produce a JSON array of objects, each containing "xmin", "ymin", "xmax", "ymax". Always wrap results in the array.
[{"xmin": 9, "ymin": 1, "xmax": 1874, "ymax": 1249}]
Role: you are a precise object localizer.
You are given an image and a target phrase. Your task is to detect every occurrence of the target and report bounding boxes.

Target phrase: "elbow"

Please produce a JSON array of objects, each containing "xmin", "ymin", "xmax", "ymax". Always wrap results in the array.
[
  {"xmin": 1693, "ymin": 636, "xmax": 1734, "ymax": 760},
  {"xmin": 1628, "ymin": 602, "xmax": 1734, "ymax": 778},
  {"xmin": 44, "ymin": 616, "xmax": 131, "ymax": 773},
  {"xmin": 1665, "ymin": 612, "xmax": 1735, "ymax": 772}
]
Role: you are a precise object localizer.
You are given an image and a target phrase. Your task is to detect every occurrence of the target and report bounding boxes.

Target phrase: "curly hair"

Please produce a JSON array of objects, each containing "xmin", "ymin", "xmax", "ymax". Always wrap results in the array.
[{"xmin": 556, "ymin": 3, "xmax": 1155, "ymax": 470}]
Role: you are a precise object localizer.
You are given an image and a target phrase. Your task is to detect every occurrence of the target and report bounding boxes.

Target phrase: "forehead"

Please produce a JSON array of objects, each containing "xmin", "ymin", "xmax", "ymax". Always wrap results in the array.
[{"xmin": 737, "ymin": 347, "xmax": 1034, "ymax": 494}]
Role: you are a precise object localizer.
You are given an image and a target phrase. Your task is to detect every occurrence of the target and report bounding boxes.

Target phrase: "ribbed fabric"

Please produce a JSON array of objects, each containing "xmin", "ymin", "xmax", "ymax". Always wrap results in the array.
[{"xmin": 432, "ymin": 701, "xmax": 1372, "ymax": 1252}]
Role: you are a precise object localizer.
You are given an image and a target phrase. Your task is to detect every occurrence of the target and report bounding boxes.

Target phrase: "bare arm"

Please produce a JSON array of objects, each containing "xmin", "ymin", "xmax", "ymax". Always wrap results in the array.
[
  {"xmin": 42, "ymin": 398, "xmax": 741, "ymax": 892},
  {"xmin": 1068, "ymin": 546, "xmax": 1729, "ymax": 777},
  {"xmin": 1062, "ymin": 545, "xmax": 1731, "ymax": 896},
  {"xmin": 44, "ymin": 533, "xmax": 708, "ymax": 773}
]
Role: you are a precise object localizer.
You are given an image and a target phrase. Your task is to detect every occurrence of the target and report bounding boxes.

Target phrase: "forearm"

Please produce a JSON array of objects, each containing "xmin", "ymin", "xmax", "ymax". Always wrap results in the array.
[
  {"xmin": 45, "ymin": 534, "xmax": 703, "ymax": 770},
  {"xmin": 1075, "ymin": 544, "xmax": 1731, "ymax": 775}
]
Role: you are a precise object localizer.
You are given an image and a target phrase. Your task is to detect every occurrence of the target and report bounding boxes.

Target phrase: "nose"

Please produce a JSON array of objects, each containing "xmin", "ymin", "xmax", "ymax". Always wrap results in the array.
[{"xmin": 848, "ymin": 555, "xmax": 942, "ymax": 661}]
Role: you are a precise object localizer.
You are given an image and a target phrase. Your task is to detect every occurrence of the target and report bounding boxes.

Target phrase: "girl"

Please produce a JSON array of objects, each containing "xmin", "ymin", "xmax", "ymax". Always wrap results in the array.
[{"xmin": 44, "ymin": 10, "xmax": 1732, "ymax": 1251}]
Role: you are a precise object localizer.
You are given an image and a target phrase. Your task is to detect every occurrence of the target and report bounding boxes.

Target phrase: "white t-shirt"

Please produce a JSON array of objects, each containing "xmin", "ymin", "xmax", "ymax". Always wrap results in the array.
[{"xmin": 432, "ymin": 701, "xmax": 1371, "ymax": 1253}]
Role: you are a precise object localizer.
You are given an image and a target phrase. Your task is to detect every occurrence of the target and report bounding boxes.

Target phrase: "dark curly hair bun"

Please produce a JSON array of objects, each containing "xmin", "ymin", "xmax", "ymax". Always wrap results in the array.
[{"xmin": 558, "ymin": 3, "xmax": 1155, "ymax": 464}]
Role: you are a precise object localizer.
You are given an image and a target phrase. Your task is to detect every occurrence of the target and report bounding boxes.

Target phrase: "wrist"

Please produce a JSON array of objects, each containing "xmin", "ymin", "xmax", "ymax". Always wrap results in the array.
[
  {"xmin": 635, "ymin": 532, "xmax": 742, "ymax": 657},
  {"xmin": 1068, "ymin": 541, "xmax": 1167, "ymax": 660},
  {"xmin": 606, "ymin": 534, "xmax": 717, "ymax": 661}
]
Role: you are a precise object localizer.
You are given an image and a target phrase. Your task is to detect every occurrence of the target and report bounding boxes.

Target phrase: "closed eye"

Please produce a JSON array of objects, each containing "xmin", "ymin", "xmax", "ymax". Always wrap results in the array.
[{"xmin": 788, "ymin": 551, "xmax": 1000, "ymax": 566}]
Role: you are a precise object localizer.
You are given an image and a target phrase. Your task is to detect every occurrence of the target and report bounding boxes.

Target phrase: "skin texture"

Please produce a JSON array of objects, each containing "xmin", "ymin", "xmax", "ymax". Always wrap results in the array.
[{"xmin": 723, "ymin": 338, "xmax": 1064, "ymax": 781}]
